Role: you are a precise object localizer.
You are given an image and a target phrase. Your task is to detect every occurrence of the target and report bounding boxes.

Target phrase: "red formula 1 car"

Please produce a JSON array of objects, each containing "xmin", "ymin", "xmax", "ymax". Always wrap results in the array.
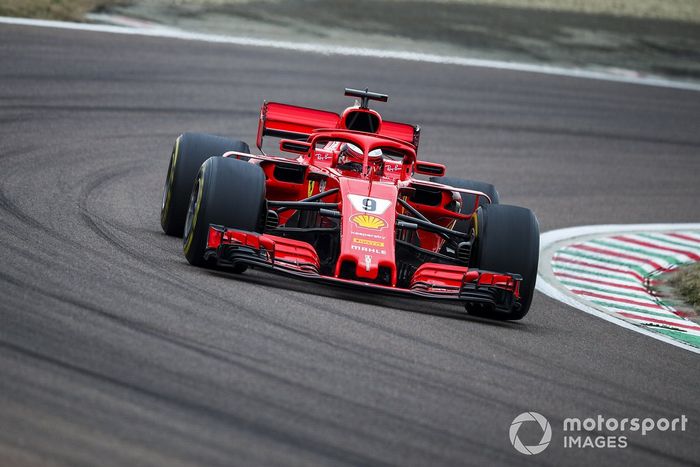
[{"xmin": 160, "ymin": 88, "xmax": 539, "ymax": 319}]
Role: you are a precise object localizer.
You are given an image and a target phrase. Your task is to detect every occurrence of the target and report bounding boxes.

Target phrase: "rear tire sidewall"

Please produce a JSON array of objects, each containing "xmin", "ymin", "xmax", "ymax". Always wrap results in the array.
[
  {"xmin": 431, "ymin": 176, "xmax": 499, "ymax": 208},
  {"xmin": 161, "ymin": 133, "xmax": 250, "ymax": 237},
  {"xmin": 473, "ymin": 204, "xmax": 539, "ymax": 320},
  {"xmin": 183, "ymin": 157, "xmax": 266, "ymax": 267},
  {"xmin": 430, "ymin": 176, "xmax": 499, "ymax": 235}
]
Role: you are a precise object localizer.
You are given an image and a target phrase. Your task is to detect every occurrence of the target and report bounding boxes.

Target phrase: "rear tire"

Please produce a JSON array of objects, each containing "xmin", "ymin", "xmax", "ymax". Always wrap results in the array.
[
  {"xmin": 161, "ymin": 133, "xmax": 250, "ymax": 237},
  {"xmin": 430, "ymin": 176, "xmax": 499, "ymax": 234},
  {"xmin": 183, "ymin": 157, "xmax": 266, "ymax": 268},
  {"xmin": 469, "ymin": 204, "xmax": 539, "ymax": 320}
]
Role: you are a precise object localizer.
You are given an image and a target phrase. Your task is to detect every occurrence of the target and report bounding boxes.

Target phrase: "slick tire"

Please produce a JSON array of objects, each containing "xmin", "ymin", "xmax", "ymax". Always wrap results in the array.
[
  {"xmin": 183, "ymin": 157, "xmax": 266, "ymax": 269},
  {"xmin": 468, "ymin": 204, "xmax": 539, "ymax": 320},
  {"xmin": 161, "ymin": 133, "xmax": 250, "ymax": 237}
]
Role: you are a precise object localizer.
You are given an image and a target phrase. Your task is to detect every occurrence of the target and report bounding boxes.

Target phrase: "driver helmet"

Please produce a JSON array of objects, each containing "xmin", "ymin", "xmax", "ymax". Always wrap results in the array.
[{"xmin": 337, "ymin": 143, "xmax": 384, "ymax": 175}]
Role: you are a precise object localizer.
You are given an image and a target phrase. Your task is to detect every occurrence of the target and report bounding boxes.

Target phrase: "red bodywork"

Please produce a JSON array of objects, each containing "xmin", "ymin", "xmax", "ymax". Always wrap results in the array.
[{"xmin": 205, "ymin": 95, "xmax": 520, "ymax": 311}]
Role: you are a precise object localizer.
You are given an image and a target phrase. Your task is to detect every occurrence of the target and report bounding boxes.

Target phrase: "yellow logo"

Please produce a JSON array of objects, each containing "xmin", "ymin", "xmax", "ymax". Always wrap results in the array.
[
  {"xmin": 350, "ymin": 214, "xmax": 387, "ymax": 230},
  {"xmin": 307, "ymin": 180, "xmax": 315, "ymax": 197},
  {"xmin": 352, "ymin": 238, "xmax": 385, "ymax": 247}
]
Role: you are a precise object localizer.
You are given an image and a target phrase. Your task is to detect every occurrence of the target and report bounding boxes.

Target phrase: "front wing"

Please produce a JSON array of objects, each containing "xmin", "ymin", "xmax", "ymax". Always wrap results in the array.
[{"xmin": 205, "ymin": 225, "xmax": 522, "ymax": 313}]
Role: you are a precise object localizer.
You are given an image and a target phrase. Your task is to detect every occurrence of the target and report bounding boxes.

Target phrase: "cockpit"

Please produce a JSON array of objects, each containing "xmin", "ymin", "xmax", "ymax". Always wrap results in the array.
[{"xmin": 310, "ymin": 137, "xmax": 408, "ymax": 180}]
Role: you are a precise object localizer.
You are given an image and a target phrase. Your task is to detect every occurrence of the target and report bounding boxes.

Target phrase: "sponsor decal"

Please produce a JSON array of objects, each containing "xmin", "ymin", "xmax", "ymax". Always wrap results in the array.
[
  {"xmin": 351, "ymin": 245, "xmax": 387, "ymax": 255},
  {"xmin": 347, "ymin": 194, "xmax": 392, "ymax": 214},
  {"xmin": 351, "ymin": 230, "xmax": 386, "ymax": 240},
  {"xmin": 364, "ymin": 255, "xmax": 372, "ymax": 272},
  {"xmin": 315, "ymin": 153, "xmax": 332, "ymax": 161},
  {"xmin": 350, "ymin": 214, "xmax": 387, "ymax": 230},
  {"xmin": 353, "ymin": 238, "xmax": 385, "ymax": 247},
  {"xmin": 307, "ymin": 180, "xmax": 315, "ymax": 197}
]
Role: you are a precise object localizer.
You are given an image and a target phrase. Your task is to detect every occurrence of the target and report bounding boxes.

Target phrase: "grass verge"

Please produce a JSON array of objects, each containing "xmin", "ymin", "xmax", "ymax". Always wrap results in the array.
[
  {"xmin": 432, "ymin": 0, "xmax": 700, "ymax": 23},
  {"xmin": 0, "ymin": 0, "xmax": 127, "ymax": 22},
  {"xmin": 4, "ymin": 0, "xmax": 699, "ymax": 24},
  {"xmin": 669, "ymin": 263, "xmax": 700, "ymax": 311}
]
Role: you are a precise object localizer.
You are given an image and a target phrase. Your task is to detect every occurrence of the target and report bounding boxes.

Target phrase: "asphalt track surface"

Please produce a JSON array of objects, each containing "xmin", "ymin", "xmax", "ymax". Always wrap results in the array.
[{"xmin": 1, "ymin": 24, "xmax": 699, "ymax": 466}]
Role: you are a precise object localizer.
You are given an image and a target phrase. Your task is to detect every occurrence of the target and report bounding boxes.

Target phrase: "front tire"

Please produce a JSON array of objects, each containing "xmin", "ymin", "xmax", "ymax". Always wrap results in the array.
[
  {"xmin": 183, "ymin": 157, "xmax": 266, "ymax": 268},
  {"xmin": 469, "ymin": 204, "xmax": 539, "ymax": 320},
  {"xmin": 161, "ymin": 133, "xmax": 250, "ymax": 237}
]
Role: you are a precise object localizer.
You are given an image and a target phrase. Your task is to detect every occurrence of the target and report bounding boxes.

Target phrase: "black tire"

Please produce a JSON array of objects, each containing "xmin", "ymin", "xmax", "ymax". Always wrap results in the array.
[
  {"xmin": 161, "ymin": 133, "xmax": 250, "ymax": 237},
  {"xmin": 469, "ymin": 204, "xmax": 539, "ymax": 320},
  {"xmin": 183, "ymin": 157, "xmax": 266, "ymax": 268},
  {"xmin": 430, "ymin": 176, "xmax": 499, "ymax": 234}
]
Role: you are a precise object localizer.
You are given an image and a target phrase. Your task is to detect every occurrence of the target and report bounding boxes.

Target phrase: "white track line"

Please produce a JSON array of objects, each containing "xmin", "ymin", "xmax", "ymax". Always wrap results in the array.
[
  {"xmin": 2, "ymin": 15, "xmax": 700, "ymax": 92},
  {"xmin": 538, "ymin": 223, "xmax": 700, "ymax": 355}
]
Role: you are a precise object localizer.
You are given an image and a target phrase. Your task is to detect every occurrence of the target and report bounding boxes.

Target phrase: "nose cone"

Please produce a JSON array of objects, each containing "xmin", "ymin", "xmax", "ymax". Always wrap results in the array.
[{"xmin": 335, "ymin": 178, "xmax": 397, "ymax": 285}]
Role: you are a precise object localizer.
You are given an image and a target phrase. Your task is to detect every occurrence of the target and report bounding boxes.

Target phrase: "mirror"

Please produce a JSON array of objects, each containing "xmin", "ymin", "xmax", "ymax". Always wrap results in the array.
[
  {"xmin": 414, "ymin": 161, "xmax": 446, "ymax": 177},
  {"xmin": 279, "ymin": 139, "xmax": 312, "ymax": 155}
]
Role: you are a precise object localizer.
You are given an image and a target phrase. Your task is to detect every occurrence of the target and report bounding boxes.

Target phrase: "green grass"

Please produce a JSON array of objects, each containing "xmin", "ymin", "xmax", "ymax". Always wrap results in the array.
[
  {"xmin": 669, "ymin": 263, "xmax": 700, "ymax": 311},
  {"xmin": 433, "ymin": 0, "xmax": 700, "ymax": 23},
  {"xmin": 0, "ymin": 0, "xmax": 127, "ymax": 22},
  {"xmin": 2, "ymin": 0, "xmax": 698, "ymax": 23}
]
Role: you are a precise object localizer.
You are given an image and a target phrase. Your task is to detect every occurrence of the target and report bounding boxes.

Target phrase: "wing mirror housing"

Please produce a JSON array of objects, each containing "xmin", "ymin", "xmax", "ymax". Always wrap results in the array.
[
  {"xmin": 414, "ymin": 161, "xmax": 446, "ymax": 177},
  {"xmin": 279, "ymin": 139, "xmax": 311, "ymax": 155}
]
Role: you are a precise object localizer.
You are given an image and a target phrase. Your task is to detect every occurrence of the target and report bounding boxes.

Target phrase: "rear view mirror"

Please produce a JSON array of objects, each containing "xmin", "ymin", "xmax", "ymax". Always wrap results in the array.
[
  {"xmin": 414, "ymin": 161, "xmax": 446, "ymax": 177},
  {"xmin": 280, "ymin": 140, "xmax": 311, "ymax": 155}
]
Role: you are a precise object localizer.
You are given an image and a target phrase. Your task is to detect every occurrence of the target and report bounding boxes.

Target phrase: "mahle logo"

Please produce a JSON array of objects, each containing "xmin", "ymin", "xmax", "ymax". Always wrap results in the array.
[{"xmin": 510, "ymin": 412, "xmax": 552, "ymax": 455}]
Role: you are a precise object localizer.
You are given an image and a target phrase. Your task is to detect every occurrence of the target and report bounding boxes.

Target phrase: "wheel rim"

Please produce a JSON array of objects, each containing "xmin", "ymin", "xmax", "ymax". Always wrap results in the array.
[
  {"xmin": 184, "ymin": 177, "xmax": 199, "ymax": 244},
  {"xmin": 161, "ymin": 157, "xmax": 172, "ymax": 212},
  {"xmin": 161, "ymin": 137, "xmax": 180, "ymax": 226}
]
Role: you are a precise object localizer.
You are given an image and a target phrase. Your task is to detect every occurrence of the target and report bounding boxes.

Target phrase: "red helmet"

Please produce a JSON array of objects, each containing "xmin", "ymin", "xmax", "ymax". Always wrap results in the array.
[{"xmin": 337, "ymin": 143, "xmax": 384, "ymax": 175}]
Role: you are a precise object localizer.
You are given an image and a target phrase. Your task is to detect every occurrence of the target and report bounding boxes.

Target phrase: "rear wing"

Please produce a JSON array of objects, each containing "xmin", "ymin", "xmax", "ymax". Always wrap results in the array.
[{"xmin": 256, "ymin": 101, "xmax": 420, "ymax": 150}]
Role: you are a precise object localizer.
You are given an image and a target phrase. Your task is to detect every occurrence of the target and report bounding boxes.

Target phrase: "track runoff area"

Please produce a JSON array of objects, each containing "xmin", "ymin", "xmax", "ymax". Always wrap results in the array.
[{"xmin": 538, "ymin": 224, "xmax": 700, "ymax": 354}]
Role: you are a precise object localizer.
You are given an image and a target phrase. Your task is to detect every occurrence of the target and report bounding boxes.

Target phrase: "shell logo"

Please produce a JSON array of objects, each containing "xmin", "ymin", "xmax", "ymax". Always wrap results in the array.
[{"xmin": 350, "ymin": 214, "xmax": 387, "ymax": 230}]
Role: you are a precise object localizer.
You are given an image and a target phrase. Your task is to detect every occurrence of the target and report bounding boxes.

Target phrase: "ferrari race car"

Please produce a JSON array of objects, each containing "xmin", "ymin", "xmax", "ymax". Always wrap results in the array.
[{"xmin": 160, "ymin": 88, "xmax": 539, "ymax": 320}]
